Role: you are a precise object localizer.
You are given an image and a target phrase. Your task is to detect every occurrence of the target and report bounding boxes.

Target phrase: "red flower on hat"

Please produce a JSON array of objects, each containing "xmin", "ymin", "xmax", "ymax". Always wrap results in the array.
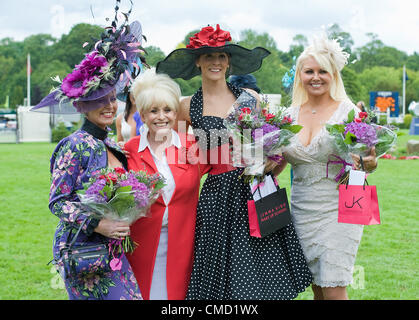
[{"xmin": 187, "ymin": 24, "xmax": 232, "ymax": 49}]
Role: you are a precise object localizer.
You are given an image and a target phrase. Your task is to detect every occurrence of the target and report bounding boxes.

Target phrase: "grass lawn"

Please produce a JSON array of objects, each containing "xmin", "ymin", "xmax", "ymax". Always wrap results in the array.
[
  {"xmin": 0, "ymin": 142, "xmax": 66, "ymax": 299},
  {"xmin": 0, "ymin": 130, "xmax": 418, "ymax": 300}
]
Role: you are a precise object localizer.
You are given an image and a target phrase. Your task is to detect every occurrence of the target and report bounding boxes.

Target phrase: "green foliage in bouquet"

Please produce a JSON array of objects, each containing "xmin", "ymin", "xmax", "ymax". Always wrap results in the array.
[
  {"xmin": 326, "ymin": 109, "xmax": 398, "ymax": 158},
  {"xmin": 76, "ymin": 167, "xmax": 165, "ymax": 253}
]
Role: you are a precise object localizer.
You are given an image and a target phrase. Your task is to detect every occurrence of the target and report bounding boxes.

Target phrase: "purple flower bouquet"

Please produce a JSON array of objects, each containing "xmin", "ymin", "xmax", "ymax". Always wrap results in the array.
[
  {"xmin": 224, "ymin": 92, "xmax": 302, "ymax": 183},
  {"xmin": 326, "ymin": 109, "xmax": 398, "ymax": 158},
  {"xmin": 76, "ymin": 167, "xmax": 165, "ymax": 253}
]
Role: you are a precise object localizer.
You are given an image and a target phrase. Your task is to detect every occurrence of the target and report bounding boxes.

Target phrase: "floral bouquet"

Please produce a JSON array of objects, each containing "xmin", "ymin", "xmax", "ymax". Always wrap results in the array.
[
  {"xmin": 326, "ymin": 109, "xmax": 398, "ymax": 158},
  {"xmin": 224, "ymin": 92, "xmax": 302, "ymax": 183},
  {"xmin": 77, "ymin": 167, "xmax": 165, "ymax": 253}
]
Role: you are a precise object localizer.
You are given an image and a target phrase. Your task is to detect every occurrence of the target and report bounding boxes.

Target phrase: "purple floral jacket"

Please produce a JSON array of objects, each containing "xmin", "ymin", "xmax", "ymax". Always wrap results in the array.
[
  {"xmin": 49, "ymin": 119, "xmax": 140, "ymax": 300},
  {"xmin": 49, "ymin": 119, "xmax": 126, "ymax": 250}
]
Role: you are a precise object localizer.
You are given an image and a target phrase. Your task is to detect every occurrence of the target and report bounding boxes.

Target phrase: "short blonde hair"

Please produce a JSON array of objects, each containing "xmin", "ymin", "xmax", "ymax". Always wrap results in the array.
[
  {"xmin": 130, "ymin": 68, "xmax": 181, "ymax": 113},
  {"xmin": 291, "ymin": 37, "xmax": 350, "ymax": 107}
]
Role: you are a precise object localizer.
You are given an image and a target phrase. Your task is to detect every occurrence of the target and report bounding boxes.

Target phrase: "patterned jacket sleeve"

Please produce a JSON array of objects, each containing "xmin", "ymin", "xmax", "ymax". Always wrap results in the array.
[{"xmin": 49, "ymin": 137, "xmax": 100, "ymax": 235}]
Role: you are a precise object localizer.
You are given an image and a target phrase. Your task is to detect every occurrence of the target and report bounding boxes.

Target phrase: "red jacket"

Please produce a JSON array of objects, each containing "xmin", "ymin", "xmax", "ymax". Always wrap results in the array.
[{"xmin": 125, "ymin": 133, "xmax": 233, "ymax": 299}]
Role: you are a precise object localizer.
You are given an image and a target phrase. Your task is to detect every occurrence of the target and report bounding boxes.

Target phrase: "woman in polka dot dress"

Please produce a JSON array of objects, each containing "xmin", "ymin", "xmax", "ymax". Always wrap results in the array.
[{"xmin": 156, "ymin": 24, "xmax": 313, "ymax": 299}]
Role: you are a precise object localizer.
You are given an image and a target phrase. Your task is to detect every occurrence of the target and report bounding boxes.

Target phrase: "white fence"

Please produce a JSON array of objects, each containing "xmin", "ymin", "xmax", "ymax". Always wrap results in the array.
[{"xmin": 17, "ymin": 106, "xmax": 51, "ymax": 142}]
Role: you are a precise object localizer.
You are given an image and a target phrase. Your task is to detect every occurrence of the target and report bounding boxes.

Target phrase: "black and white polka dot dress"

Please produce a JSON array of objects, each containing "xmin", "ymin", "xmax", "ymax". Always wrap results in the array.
[{"xmin": 186, "ymin": 83, "xmax": 313, "ymax": 300}]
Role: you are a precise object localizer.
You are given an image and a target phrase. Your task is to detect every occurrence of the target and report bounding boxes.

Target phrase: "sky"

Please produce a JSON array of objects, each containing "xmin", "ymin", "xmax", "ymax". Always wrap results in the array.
[{"xmin": 1, "ymin": 0, "xmax": 418, "ymax": 56}]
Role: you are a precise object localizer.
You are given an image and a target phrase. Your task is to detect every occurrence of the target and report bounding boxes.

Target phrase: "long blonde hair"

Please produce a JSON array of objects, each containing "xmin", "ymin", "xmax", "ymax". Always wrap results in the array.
[{"xmin": 291, "ymin": 37, "xmax": 350, "ymax": 107}]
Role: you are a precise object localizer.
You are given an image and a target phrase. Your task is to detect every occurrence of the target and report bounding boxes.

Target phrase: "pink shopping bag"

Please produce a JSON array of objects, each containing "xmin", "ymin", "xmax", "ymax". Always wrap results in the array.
[
  {"xmin": 247, "ymin": 200, "xmax": 262, "ymax": 238},
  {"xmin": 338, "ymin": 184, "xmax": 380, "ymax": 225}
]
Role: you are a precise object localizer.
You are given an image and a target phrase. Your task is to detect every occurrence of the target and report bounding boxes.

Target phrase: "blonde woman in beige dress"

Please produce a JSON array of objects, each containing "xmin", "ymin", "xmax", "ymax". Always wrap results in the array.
[{"xmin": 277, "ymin": 37, "xmax": 377, "ymax": 300}]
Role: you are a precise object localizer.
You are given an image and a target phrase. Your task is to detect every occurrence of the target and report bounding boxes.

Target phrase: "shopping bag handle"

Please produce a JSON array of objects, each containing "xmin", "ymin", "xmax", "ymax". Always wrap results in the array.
[
  {"xmin": 251, "ymin": 173, "xmax": 281, "ymax": 202},
  {"xmin": 360, "ymin": 155, "xmax": 365, "ymax": 172},
  {"xmin": 345, "ymin": 156, "xmax": 369, "ymax": 190},
  {"xmin": 251, "ymin": 180, "xmax": 263, "ymax": 200}
]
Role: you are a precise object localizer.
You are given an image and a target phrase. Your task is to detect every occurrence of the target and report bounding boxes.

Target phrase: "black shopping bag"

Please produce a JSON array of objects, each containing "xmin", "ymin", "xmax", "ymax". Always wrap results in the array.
[{"xmin": 247, "ymin": 176, "xmax": 292, "ymax": 238}]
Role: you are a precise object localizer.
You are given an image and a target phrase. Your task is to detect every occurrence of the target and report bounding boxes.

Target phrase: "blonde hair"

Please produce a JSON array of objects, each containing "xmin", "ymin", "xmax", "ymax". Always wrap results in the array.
[
  {"xmin": 291, "ymin": 37, "xmax": 350, "ymax": 107},
  {"xmin": 130, "ymin": 68, "xmax": 181, "ymax": 113}
]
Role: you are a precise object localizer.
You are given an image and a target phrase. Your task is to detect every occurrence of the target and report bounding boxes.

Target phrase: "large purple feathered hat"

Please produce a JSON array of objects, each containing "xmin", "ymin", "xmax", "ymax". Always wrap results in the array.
[{"xmin": 31, "ymin": 0, "xmax": 146, "ymax": 114}]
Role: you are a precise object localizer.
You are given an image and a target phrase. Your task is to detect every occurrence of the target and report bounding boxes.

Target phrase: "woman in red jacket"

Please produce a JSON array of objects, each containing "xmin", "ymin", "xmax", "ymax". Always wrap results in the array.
[{"xmin": 125, "ymin": 68, "xmax": 231, "ymax": 299}]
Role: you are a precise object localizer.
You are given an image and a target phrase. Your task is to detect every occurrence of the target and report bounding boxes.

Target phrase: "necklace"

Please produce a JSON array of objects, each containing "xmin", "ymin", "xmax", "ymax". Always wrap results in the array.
[{"xmin": 311, "ymin": 109, "xmax": 317, "ymax": 114}]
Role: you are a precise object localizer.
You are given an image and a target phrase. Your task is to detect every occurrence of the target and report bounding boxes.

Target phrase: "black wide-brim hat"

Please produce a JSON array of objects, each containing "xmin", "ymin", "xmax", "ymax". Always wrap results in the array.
[{"xmin": 156, "ymin": 44, "xmax": 270, "ymax": 80}]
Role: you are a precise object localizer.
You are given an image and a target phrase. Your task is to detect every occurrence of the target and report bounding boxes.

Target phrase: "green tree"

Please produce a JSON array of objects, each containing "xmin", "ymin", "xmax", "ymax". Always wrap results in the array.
[
  {"xmin": 0, "ymin": 56, "xmax": 16, "ymax": 108},
  {"xmin": 326, "ymin": 23, "xmax": 354, "ymax": 55},
  {"xmin": 404, "ymin": 69, "xmax": 419, "ymax": 105},
  {"xmin": 182, "ymin": 30, "xmax": 200, "ymax": 46},
  {"xmin": 239, "ymin": 29, "xmax": 278, "ymax": 52},
  {"xmin": 406, "ymin": 52, "xmax": 419, "ymax": 71},
  {"xmin": 357, "ymin": 66, "xmax": 403, "ymax": 105},
  {"xmin": 31, "ymin": 60, "xmax": 72, "ymax": 104},
  {"xmin": 8, "ymin": 69, "xmax": 26, "ymax": 108},
  {"xmin": 341, "ymin": 67, "xmax": 364, "ymax": 103},
  {"xmin": 52, "ymin": 23, "xmax": 103, "ymax": 68},
  {"xmin": 143, "ymin": 46, "xmax": 166, "ymax": 67},
  {"xmin": 238, "ymin": 29, "xmax": 286, "ymax": 95},
  {"xmin": 285, "ymin": 34, "xmax": 308, "ymax": 66},
  {"xmin": 359, "ymin": 66, "xmax": 401, "ymax": 92},
  {"xmin": 22, "ymin": 34, "xmax": 57, "ymax": 67},
  {"xmin": 0, "ymin": 38, "xmax": 24, "ymax": 60},
  {"xmin": 174, "ymin": 77, "xmax": 201, "ymax": 96},
  {"xmin": 0, "ymin": 38, "xmax": 31, "ymax": 107},
  {"xmin": 352, "ymin": 33, "xmax": 408, "ymax": 72},
  {"xmin": 1, "ymin": 22, "xmax": 418, "ymax": 111}
]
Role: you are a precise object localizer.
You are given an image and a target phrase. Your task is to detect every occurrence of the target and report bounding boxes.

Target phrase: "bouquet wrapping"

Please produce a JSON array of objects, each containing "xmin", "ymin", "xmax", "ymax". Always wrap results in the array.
[
  {"xmin": 76, "ymin": 167, "xmax": 165, "ymax": 254},
  {"xmin": 326, "ymin": 109, "xmax": 398, "ymax": 158},
  {"xmin": 224, "ymin": 92, "xmax": 302, "ymax": 183}
]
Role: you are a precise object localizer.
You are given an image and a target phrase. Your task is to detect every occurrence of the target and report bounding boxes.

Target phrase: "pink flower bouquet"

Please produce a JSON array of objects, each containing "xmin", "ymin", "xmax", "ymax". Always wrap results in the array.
[
  {"xmin": 326, "ymin": 109, "xmax": 398, "ymax": 158},
  {"xmin": 77, "ymin": 167, "xmax": 165, "ymax": 253},
  {"xmin": 224, "ymin": 92, "xmax": 302, "ymax": 183}
]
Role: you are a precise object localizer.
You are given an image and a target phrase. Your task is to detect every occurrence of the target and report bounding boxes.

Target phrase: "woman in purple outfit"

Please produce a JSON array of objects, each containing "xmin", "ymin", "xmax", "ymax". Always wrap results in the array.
[
  {"xmin": 32, "ymin": 3, "xmax": 146, "ymax": 300},
  {"xmin": 48, "ymin": 90, "xmax": 142, "ymax": 300}
]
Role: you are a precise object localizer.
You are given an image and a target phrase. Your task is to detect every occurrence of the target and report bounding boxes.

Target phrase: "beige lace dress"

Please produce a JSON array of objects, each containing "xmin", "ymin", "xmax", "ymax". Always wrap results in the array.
[{"xmin": 283, "ymin": 101, "xmax": 364, "ymax": 288}]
